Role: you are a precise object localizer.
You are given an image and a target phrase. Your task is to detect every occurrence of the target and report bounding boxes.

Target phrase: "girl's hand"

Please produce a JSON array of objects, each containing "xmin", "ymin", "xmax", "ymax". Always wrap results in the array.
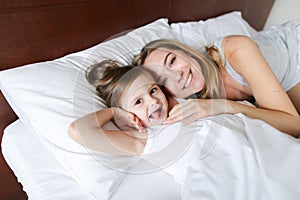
[
  {"xmin": 164, "ymin": 99, "xmax": 232, "ymax": 125},
  {"xmin": 112, "ymin": 107, "xmax": 147, "ymax": 132}
]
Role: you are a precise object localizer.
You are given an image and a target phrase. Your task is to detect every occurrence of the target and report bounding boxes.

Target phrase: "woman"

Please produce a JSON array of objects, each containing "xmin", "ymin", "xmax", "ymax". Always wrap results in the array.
[{"xmin": 132, "ymin": 21, "xmax": 300, "ymax": 137}]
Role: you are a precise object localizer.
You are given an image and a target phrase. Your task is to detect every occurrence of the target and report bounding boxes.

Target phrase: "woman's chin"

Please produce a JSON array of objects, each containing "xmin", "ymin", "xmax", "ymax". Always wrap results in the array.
[
  {"xmin": 177, "ymin": 87, "xmax": 198, "ymax": 99},
  {"xmin": 183, "ymin": 86, "xmax": 203, "ymax": 98}
]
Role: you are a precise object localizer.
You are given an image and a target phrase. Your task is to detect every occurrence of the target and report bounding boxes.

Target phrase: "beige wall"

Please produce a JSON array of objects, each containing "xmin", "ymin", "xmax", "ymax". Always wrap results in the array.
[{"xmin": 264, "ymin": 0, "xmax": 300, "ymax": 28}]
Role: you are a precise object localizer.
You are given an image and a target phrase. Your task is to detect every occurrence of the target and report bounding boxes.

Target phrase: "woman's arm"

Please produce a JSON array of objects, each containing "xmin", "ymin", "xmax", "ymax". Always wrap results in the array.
[
  {"xmin": 222, "ymin": 35, "xmax": 300, "ymax": 136},
  {"xmin": 68, "ymin": 108, "xmax": 147, "ymax": 155}
]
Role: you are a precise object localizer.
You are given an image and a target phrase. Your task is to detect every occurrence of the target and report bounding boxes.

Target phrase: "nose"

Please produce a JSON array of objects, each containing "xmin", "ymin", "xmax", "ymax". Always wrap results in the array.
[
  {"xmin": 147, "ymin": 95, "xmax": 158, "ymax": 106},
  {"xmin": 175, "ymin": 70, "xmax": 183, "ymax": 82}
]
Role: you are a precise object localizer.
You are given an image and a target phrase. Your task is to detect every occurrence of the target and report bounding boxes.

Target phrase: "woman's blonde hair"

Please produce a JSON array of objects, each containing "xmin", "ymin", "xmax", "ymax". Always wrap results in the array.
[
  {"xmin": 86, "ymin": 60, "xmax": 153, "ymax": 107},
  {"xmin": 132, "ymin": 39, "xmax": 223, "ymax": 99}
]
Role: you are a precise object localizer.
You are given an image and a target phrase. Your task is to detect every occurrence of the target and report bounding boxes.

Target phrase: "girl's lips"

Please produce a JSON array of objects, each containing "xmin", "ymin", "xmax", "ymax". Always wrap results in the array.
[{"xmin": 148, "ymin": 105, "xmax": 162, "ymax": 119}]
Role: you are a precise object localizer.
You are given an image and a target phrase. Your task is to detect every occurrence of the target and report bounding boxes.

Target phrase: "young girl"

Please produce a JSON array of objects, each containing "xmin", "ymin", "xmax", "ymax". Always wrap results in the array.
[
  {"xmin": 132, "ymin": 21, "xmax": 300, "ymax": 137},
  {"xmin": 68, "ymin": 60, "xmax": 178, "ymax": 155}
]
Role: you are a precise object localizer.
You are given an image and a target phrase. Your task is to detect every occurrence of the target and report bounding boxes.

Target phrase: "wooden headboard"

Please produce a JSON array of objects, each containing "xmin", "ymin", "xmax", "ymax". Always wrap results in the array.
[{"xmin": 0, "ymin": 0, "xmax": 274, "ymax": 199}]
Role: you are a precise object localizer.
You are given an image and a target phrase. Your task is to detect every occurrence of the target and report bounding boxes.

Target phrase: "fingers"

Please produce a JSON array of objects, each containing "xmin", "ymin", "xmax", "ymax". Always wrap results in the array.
[
  {"xmin": 114, "ymin": 110, "xmax": 146, "ymax": 132},
  {"xmin": 134, "ymin": 119, "xmax": 147, "ymax": 133},
  {"xmin": 165, "ymin": 100, "xmax": 202, "ymax": 125},
  {"xmin": 165, "ymin": 112, "xmax": 195, "ymax": 125},
  {"xmin": 130, "ymin": 115, "xmax": 147, "ymax": 133},
  {"xmin": 164, "ymin": 108, "xmax": 194, "ymax": 125}
]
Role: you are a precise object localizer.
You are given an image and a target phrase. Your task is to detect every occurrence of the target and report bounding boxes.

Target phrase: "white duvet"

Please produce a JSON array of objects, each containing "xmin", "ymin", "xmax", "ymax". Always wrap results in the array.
[
  {"xmin": 185, "ymin": 114, "xmax": 300, "ymax": 200},
  {"xmin": 3, "ymin": 113, "xmax": 300, "ymax": 200},
  {"xmin": 142, "ymin": 113, "xmax": 300, "ymax": 200}
]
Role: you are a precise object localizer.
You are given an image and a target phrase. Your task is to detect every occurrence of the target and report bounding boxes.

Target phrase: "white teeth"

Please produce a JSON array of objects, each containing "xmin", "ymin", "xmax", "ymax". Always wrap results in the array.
[{"xmin": 184, "ymin": 72, "xmax": 192, "ymax": 88}]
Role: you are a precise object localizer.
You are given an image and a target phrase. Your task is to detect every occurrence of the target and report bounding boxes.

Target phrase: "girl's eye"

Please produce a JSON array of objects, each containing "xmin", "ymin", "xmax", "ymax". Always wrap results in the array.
[
  {"xmin": 135, "ymin": 99, "xmax": 142, "ymax": 105},
  {"xmin": 150, "ymin": 87, "xmax": 157, "ymax": 94}
]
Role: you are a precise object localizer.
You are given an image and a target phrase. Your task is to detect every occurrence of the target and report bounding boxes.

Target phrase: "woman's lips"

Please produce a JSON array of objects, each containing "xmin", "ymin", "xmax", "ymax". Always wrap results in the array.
[{"xmin": 183, "ymin": 70, "xmax": 192, "ymax": 89}]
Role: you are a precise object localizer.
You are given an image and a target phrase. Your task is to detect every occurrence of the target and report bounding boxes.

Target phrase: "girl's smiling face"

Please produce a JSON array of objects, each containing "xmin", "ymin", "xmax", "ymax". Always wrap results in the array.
[
  {"xmin": 120, "ymin": 73, "xmax": 169, "ymax": 127},
  {"xmin": 144, "ymin": 48, "xmax": 206, "ymax": 98}
]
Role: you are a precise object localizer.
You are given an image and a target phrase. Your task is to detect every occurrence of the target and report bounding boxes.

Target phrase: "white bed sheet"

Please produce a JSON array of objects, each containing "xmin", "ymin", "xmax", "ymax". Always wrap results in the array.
[
  {"xmin": 1, "ymin": 120, "xmax": 181, "ymax": 200},
  {"xmin": 180, "ymin": 114, "xmax": 300, "ymax": 200},
  {"xmin": 2, "ymin": 114, "xmax": 300, "ymax": 200},
  {"xmin": 2, "ymin": 120, "xmax": 96, "ymax": 200}
]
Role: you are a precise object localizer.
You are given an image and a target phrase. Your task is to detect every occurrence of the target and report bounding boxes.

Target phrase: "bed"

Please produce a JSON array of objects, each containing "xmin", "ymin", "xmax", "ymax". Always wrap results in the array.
[{"xmin": 2, "ymin": 0, "xmax": 298, "ymax": 199}]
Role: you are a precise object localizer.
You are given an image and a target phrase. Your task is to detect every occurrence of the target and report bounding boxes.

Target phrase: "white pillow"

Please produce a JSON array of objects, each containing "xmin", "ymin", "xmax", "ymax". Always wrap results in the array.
[
  {"xmin": 170, "ymin": 11, "xmax": 257, "ymax": 50},
  {"xmin": 0, "ymin": 12, "xmax": 256, "ymax": 199}
]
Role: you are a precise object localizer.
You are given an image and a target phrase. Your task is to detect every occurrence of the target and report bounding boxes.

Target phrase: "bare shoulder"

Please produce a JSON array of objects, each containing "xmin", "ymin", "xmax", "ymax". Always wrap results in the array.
[
  {"xmin": 222, "ymin": 35, "xmax": 257, "ymax": 57},
  {"xmin": 221, "ymin": 35, "xmax": 261, "ymax": 75}
]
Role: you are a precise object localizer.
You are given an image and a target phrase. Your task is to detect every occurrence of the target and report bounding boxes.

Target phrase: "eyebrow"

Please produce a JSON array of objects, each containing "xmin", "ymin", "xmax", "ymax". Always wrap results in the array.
[{"xmin": 163, "ymin": 52, "xmax": 172, "ymax": 65}]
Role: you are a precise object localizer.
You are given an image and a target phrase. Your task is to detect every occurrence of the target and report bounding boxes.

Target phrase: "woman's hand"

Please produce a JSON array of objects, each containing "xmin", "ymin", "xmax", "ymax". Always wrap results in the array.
[
  {"xmin": 164, "ymin": 99, "xmax": 232, "ymax": 125},
  {"xmin": 112, "ymin": 107, "xmax": 147, "ymax": 132}
]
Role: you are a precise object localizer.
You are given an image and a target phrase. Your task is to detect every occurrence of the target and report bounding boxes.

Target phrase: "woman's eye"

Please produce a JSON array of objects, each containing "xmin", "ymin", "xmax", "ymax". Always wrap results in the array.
[
  {"xmin": 150, "ymin": 88, "xmax": 157, "ymax": 94},
  {"xmin": 169, "ymin": 57, "xmax": 176, "ymax": 67},
  {"xmin": 135, "ymin": 99, "xmax": 142, "ymax": 105}
]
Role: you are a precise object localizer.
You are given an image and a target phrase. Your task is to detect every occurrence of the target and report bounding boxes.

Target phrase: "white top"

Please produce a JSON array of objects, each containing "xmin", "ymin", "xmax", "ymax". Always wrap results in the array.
[{"xmin": 214, "ymin": 20, "xmax": 299, "ymax": 91}]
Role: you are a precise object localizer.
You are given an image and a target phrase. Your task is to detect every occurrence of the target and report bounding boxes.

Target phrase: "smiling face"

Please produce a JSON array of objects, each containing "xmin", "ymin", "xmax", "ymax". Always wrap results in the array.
[
  {"xmin": 143, "ymin": 48, "xmax": 206, "ymax": 98},
  {"xmin": 119, "ymin": 72, "xmax": 169, "ymax": 127}
]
